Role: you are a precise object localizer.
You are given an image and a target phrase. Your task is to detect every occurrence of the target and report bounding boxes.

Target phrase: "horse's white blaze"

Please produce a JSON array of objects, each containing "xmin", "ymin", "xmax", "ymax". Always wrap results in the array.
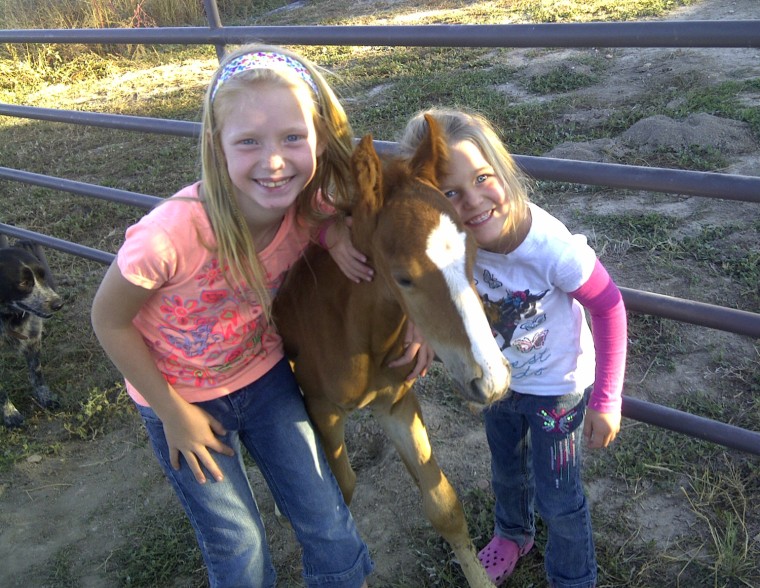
[{"xmin": 426, "ymin": 214, "xmax": 509, "ymax": 396}]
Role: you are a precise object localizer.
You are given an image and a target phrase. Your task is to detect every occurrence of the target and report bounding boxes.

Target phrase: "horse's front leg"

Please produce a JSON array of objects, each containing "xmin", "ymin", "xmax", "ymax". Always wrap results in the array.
[
  {"xmin": 373, "ymin": 391, "xmax": 495, "ymax": 588},
  {"xmin": 303, "ymin": 395, "xmax": 357, "ymax": 505}
]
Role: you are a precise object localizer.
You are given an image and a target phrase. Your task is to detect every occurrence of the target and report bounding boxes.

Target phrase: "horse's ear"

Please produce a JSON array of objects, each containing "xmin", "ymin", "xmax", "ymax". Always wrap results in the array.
[
  {"xmin": 409, "ymin": 114, "xmax": 449, "ymax": 187},
  {"xmin": 351, "ymin": 133, "xmax": 384, "ymax": 214}
]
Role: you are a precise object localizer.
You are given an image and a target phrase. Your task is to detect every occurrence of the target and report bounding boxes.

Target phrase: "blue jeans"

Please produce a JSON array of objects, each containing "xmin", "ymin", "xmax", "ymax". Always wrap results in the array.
[
  {"xmin": 136, "ymin": 358, "xmax": 373, "ymax": 588},
  {"xmin": 483, "ymin": 390, "xmax": 596, "ymax": 588}
]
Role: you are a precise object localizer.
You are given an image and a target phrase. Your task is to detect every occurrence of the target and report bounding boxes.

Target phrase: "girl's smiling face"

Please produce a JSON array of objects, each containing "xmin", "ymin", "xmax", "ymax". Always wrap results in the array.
[
  {"xmin": 219, "ymin": 80, "xmax": 324, "ymax": 227},
  {"xmin": 439, "ymin": 139, "xmax": 511, "ymax": 253}
]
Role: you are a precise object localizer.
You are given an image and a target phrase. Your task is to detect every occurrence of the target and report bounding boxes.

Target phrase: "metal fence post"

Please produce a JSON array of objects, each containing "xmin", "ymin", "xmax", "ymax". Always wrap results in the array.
[{"xmin": 202, "ymin": 0, "xmax": 225, "ymax": 61}]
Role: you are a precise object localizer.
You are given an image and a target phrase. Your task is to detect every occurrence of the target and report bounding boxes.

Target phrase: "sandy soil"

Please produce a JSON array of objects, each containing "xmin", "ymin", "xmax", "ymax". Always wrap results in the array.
[{"xmin": 0, "ymin": 0, "xmax": 758, "ymax": 586}]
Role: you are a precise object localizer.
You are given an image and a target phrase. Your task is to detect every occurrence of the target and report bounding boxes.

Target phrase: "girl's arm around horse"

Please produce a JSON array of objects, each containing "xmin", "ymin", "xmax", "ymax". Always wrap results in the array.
[
  {"xmin": 91, "ymin": 262, "xmax": 234, "ymax": 483},
  {"xmin": 318, "ymin": 215, "xmax": 374, "ymax": 283},
  {"xmin": 387, "ymin": 320, "xmax": 436, "ymax": 380}
]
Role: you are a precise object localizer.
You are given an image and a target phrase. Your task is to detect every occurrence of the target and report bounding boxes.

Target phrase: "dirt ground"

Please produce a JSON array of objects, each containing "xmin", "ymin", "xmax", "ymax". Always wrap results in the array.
[{"xmin": 1, "ymin": 0, "xmax": 758, "ymax": 587}]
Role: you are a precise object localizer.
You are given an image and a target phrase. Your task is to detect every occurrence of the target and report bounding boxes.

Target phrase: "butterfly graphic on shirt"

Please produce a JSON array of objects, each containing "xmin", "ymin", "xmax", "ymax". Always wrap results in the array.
[
  {"xmin": 519, "ymin": 313, "xmax": 547, "ymax": 331},
  {"xmin": 481, "ymin": 288, "xmax": 549, "ymax": 350},
  {"xmin": 513, "ymin": 329, "xmax": 549, "ymax": 353},
  {"xmin": 480, "ymin": 268, "xmax": 502, "ymax": 289}
]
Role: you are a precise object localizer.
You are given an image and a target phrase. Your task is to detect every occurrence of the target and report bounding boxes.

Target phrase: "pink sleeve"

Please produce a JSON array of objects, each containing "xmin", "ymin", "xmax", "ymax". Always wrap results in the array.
[{"xmin": 569, "ymin": 259, "xmax": 627, "ymax": 414}]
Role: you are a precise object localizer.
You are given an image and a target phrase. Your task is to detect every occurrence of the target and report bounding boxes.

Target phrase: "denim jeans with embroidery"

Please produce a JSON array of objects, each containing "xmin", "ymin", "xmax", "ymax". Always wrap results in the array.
[
  {"xmin": 483, "ymin": 389, "xmax": 596, "ymax": 588},
  {"xmin": 136, "ymin": 358, "xmax": 373, "ymax": 588}
]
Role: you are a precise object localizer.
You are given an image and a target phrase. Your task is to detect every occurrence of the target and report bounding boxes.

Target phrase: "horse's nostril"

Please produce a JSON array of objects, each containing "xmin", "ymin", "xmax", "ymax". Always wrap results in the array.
[
  {"xmin": 470, "ymin": 378, "xmax": 492, "ymax": 404},
  {"xmin": 51, "ymin": 299, "xmax": 64, "ymax": 311},
  {"xmin": 469, "ymin": 379, "xmax": 480, "ymax": 399}
]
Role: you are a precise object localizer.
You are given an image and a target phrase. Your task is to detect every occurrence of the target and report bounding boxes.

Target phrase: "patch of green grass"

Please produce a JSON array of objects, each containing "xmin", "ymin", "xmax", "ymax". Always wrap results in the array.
[
  {"xmin": 0, "ymin": 426, "xmax": 64, "ymax": 472},
  {"xmin": 626, "ymin": 314, "xmax": 684, "ymax": 371},
  {"xmin": 681, "ymin": 459, "xmax": 760, "ymax": 588},
  {"xmin": 582, "ymin": 211, "xmax": 680, "ymax": 248},
  {"xmin": 598, "ymin": 418, "xmax": 704, "ymax": 481},
  {"xmin": 47, "ymin": 545, "xmax": 80, "ymax": 588},
  {"xmin": 63, "ymin": 384, "xmax": 133, "ymax": 441},
  {"xmin": 713, "ymin": 343, "xmax": 760, "ymax": 395},
  {"xmin": 335, "ymin": 46, "xmax": 587, "ymax": 154},
  {"xmin": 681, "ymin": 226, "xmax": 760, "ymax": 306},
  {"xmin": 672, "ymin": 78, "xmax": 760, "ymax": 137},
  {"xmin": 573, "ymin": 212, "xmax": 760, "ymax": 310},
  {"xmin": 526, "ymin": 63, "xmax": 601, "ymax": 94},
  {"xmin": 585, "ymin": 426, "xmax": 760, "ymax": 586},
  {"xmin": 1, "ymin": 1, "xmax": 758, "ymax": 587},
  {"xmin": 686, "ymin": 346, "xmax": 760, "ymax": 434},
  {"xmin": 514, "ymin": 0, "xmax": 700, "ymax": 22},
  {"xmin": 627, "ymin": 144, "xmax": 729, "ymax": 171},
  {"xmin": 113, "ymin": 508, "xmax": 204, "ymax": 587},
  {"xmin": 594, "ymin": 531, "xmax": 671, "ymax": 588},
  {"xmin": 573, "ymin": 211, "xmax": 682, "ymax": 262},
  {"xmin": 386, "ymin": 488, "xmax": 503, "ymax": 588},
  {"xmin": 0, "ymin": 384, "xmax": 133, "ymax": 470}
]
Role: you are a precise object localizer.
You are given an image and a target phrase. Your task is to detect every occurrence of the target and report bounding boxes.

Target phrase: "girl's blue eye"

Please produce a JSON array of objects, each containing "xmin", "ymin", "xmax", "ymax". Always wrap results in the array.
[
  {"xmin": 476, "ymin": 174, "xmax": 488, "ymax": 184},
  {"xmin": 443, "ymin": 190, "xmax": 458, "ymax": 199},
  {"xmin": 286, "ymin": 134, "xmax": 302, "ymax": 142}
]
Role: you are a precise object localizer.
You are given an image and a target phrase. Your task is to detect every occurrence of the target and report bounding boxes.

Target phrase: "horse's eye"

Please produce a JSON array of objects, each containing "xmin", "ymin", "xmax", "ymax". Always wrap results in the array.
[{"xmin": 394, "ymin": 276, "xmax": 413, "ymax": 288}]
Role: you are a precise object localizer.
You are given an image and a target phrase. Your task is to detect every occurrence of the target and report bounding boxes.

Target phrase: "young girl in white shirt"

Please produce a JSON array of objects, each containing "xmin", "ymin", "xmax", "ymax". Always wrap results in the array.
[{"xmin": 400, "ymin": 108, "xmax": 627, "ymax": 588}]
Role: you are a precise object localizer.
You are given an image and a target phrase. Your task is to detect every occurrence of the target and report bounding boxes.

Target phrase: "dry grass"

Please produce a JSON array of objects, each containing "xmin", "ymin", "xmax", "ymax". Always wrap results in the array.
[{"xmin": 0, "ymin": 1, "xmax": 757, "ymax": 586}]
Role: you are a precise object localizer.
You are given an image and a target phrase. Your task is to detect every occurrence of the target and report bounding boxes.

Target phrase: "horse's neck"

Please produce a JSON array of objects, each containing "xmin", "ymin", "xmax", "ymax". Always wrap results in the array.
[
  {"xmin": 368, "ymin": 298, "xmax": 408, "ymax": 360},
  {"xmin": 356, "ymin": 271, "xmax": 408, "ymax": 359}
]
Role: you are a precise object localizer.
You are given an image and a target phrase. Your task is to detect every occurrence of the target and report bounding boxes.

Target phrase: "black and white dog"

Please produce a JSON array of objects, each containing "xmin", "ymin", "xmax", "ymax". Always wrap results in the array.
[{"xmin": 0, "ymin": 238, "xmax": 64, "ymax": 427}]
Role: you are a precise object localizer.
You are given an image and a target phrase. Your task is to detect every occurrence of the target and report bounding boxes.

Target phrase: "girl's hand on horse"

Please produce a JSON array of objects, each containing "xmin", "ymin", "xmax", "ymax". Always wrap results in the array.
[
  {"xmin": 324, "ymin": 216, "xmax": 374, "ymax": 283},
  {"xmin": 388, "ymin": 320, "xmax": 435, "ymax": 380},
  {"xmin": 162, "ymin": 397, "xmax": 235, "ymax": 484}
]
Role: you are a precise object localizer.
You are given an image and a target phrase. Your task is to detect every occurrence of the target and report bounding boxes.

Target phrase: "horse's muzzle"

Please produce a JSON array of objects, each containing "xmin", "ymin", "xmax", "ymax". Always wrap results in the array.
[{"xmin": 467, "ymin": 357, "xmax": 511, "ymax": 405}]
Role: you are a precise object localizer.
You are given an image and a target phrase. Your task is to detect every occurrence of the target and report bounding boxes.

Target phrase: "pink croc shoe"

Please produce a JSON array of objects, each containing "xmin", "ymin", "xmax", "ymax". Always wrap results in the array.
[{"xmin": 477, "ymin": 535, "xmax": 534, "ymax": 586}]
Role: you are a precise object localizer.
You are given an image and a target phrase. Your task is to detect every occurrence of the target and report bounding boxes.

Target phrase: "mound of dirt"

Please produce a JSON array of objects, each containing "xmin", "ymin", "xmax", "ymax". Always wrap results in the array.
[
  {"xmin": 621, "ymin": 113, "xmax": 756, "ymax": 154},
  {"xmin": 1, "ymin": 1, "xmax": 758, "ymax": 587},
  {"xmin": 545, "ymin": 113, "xmax": 757, "ymax": 162}
]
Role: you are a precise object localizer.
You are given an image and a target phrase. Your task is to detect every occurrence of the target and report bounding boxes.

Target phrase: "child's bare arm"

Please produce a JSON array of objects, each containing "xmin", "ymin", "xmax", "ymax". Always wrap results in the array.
[
  {"xmin": 91, "ymin": 262, "xmax": 234, "ymax": 482},
  {"xmin": 319, "ymin": 216, "xmax": 374, "ymax": 283}
]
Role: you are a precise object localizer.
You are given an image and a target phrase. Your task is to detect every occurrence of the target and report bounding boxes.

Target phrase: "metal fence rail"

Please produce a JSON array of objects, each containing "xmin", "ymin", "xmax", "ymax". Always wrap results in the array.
[
  {"xmin": 3, "ymin": 103, "xmax": 760, "ymax": 204},
  {"xmin": 1, "ymin": 8, "xmax": 758, "ymax": 455},
  {"xmin": 1, "ymin": 21, "xmax": 759, "ymax": 48}
]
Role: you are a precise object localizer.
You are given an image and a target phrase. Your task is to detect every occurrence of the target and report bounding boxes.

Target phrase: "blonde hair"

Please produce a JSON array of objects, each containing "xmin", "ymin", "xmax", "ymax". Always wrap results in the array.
[
  {"xmin": 199, "ymin": 43, "xmax": 354, "ymax": 320},
  {"xmin": 399, "ymin": 107, "xmax": 530, "ymax": 244}
]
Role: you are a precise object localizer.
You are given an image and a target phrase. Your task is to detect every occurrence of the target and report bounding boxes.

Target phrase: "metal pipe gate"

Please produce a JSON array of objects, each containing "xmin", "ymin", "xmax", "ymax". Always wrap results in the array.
[{"xmin": 0, "ymin": 2, "xmax": 758, "ymax": 454}]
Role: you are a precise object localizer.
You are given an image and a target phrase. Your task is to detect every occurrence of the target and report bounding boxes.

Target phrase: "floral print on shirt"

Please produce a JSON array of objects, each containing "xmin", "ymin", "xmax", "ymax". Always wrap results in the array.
[{"xmin": 150, "ymin": 259, "xmax": 273, "ymax": 388}]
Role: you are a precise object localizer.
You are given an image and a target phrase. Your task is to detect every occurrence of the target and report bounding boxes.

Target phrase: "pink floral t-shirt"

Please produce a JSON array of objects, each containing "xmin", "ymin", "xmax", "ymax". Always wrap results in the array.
[{"xmin": 116, "ymin": 182, "xmax": 311, "ymax": 406}]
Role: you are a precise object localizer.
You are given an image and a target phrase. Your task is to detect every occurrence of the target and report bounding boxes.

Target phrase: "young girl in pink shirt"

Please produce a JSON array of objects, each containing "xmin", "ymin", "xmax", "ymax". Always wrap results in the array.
[
  {"xmin": 400, "ymin": 108, "xmax": 627, "ymax": 588},
  {"xmin": 91, "ymin": 44, "xmax": 376, "ymax": 588}
]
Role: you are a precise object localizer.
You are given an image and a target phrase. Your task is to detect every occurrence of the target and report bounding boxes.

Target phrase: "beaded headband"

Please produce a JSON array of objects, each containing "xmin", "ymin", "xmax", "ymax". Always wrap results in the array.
[{"xmin": 211, "ymin": 51, "xmax": 319, "ymax": 101}]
